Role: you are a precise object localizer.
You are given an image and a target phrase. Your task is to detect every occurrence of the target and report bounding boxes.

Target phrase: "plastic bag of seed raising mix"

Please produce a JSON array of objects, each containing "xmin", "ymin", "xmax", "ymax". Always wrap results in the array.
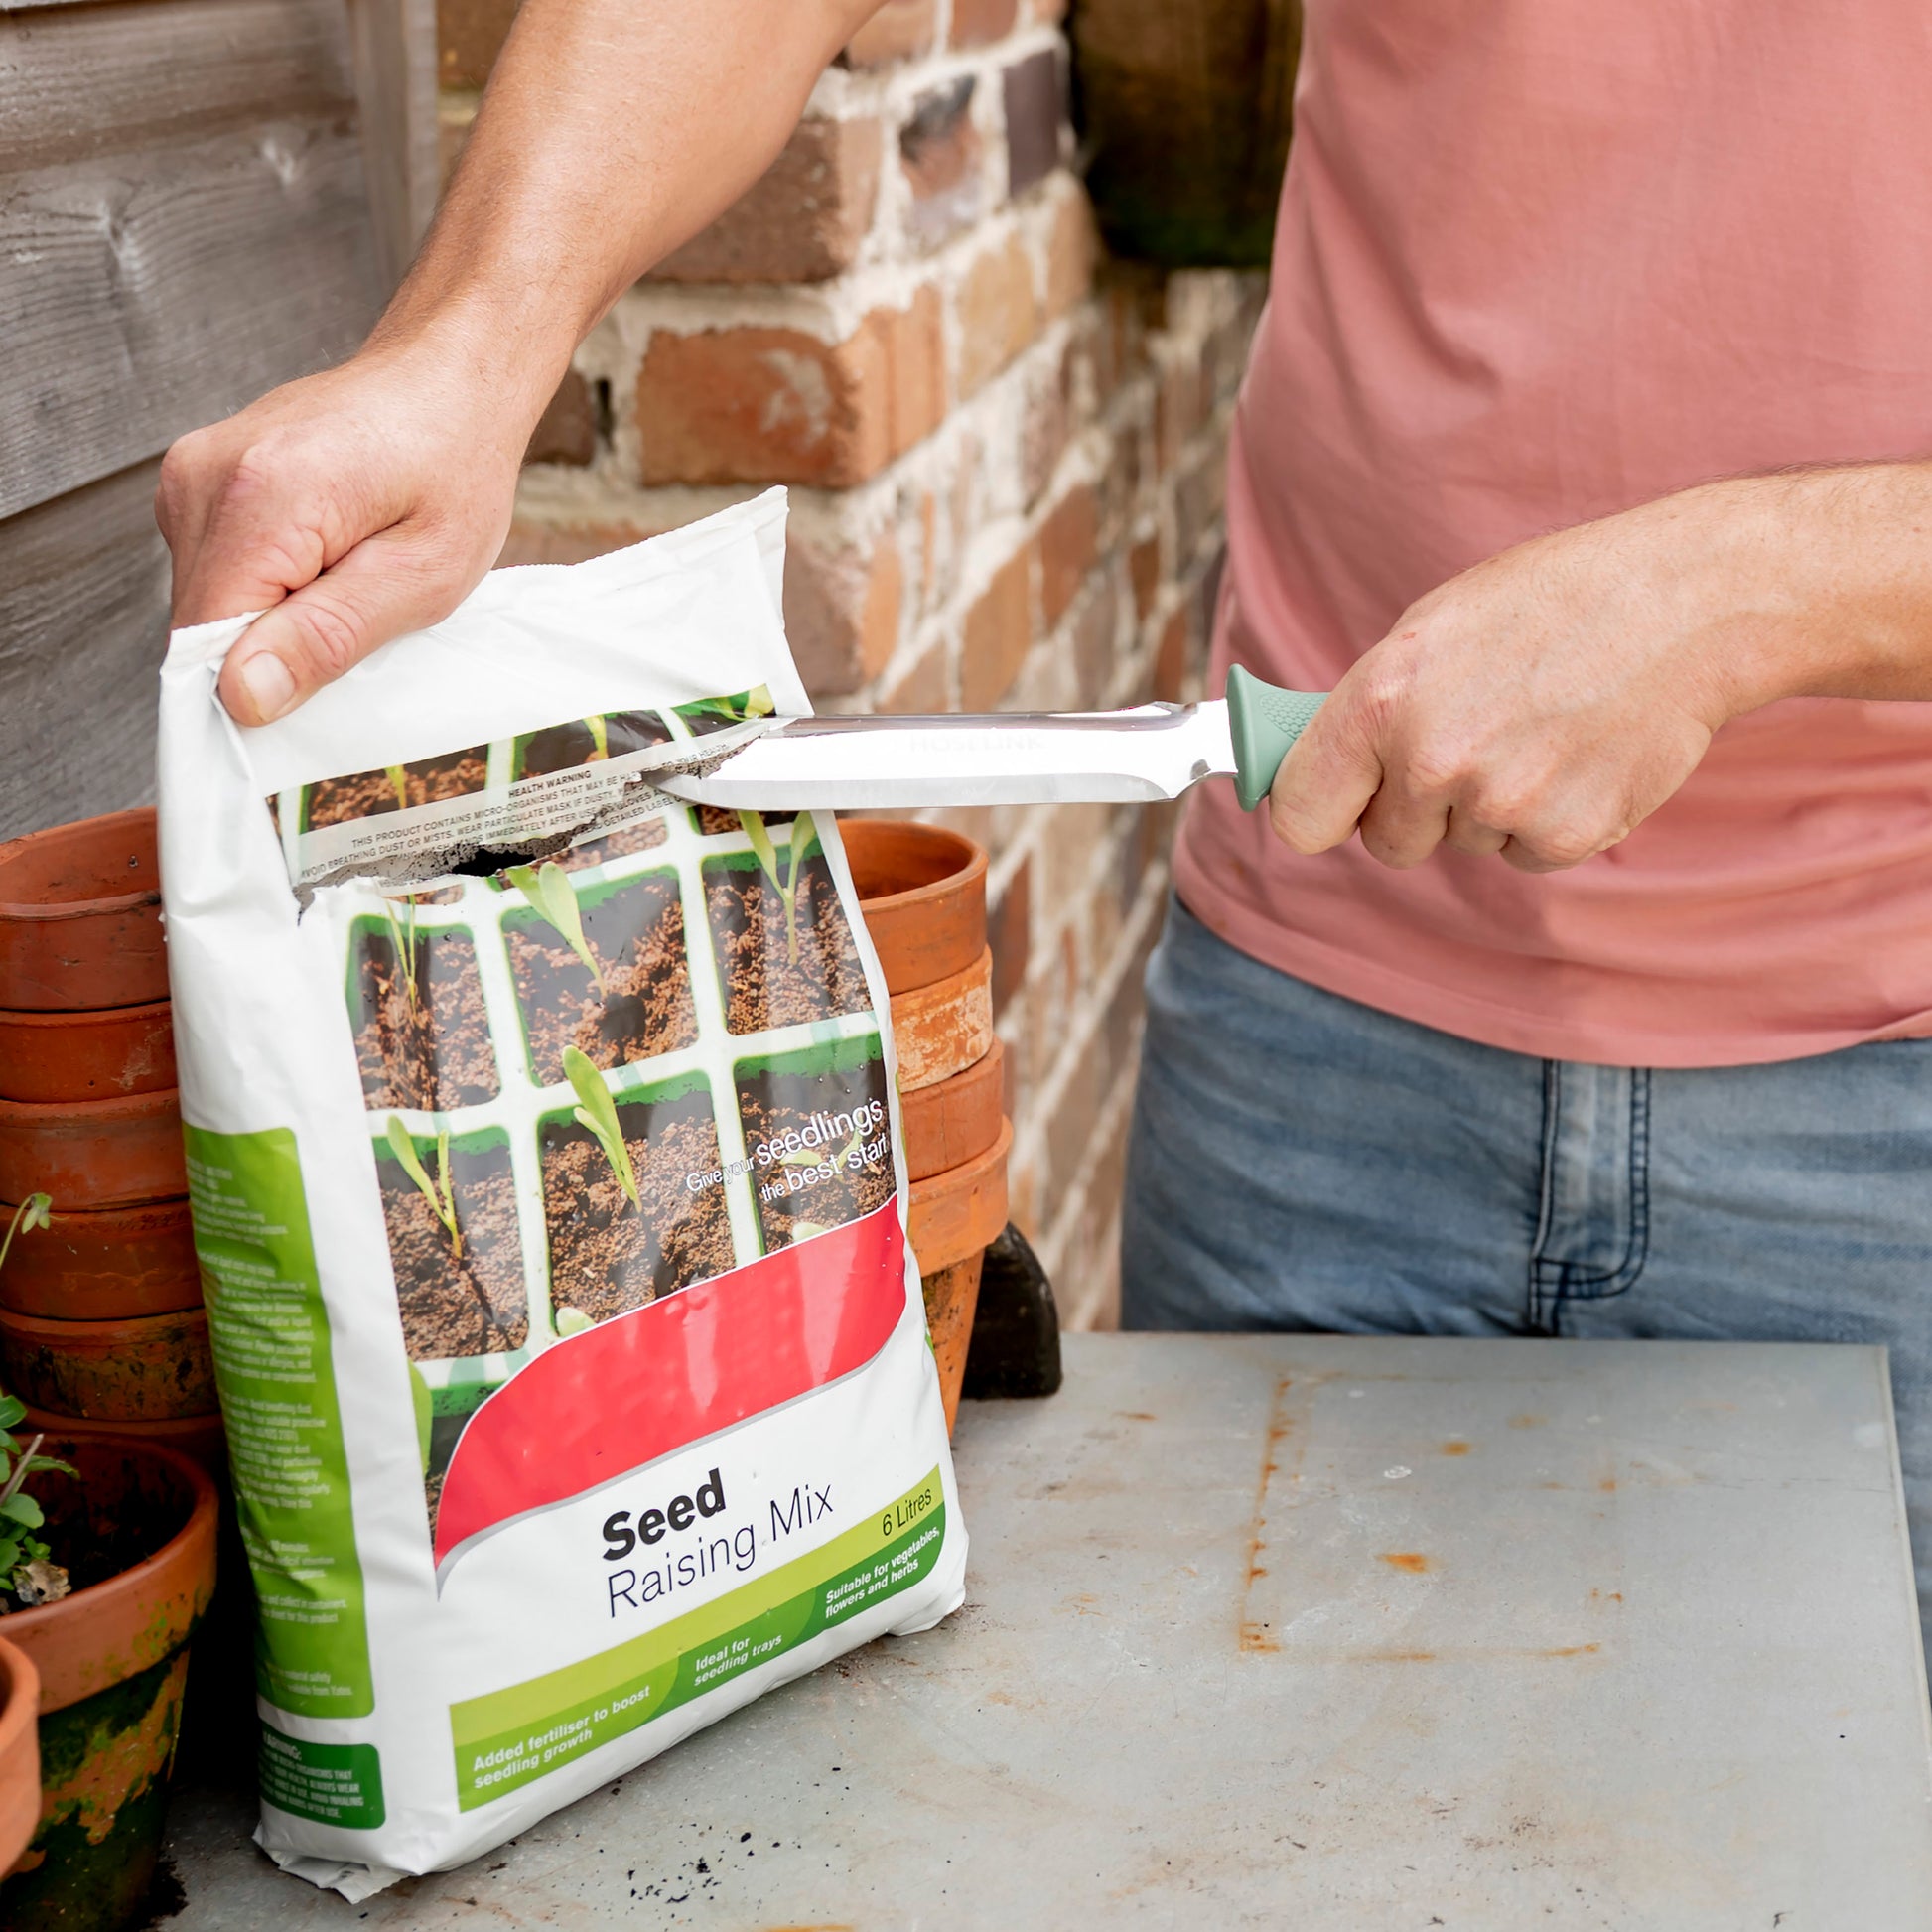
[{"xmin": 156, "ymin": 490, "xmax": 966, "ymax": 1894}]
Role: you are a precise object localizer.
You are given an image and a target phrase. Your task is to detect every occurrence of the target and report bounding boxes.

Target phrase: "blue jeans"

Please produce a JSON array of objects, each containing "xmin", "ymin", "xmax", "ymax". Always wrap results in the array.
[{"xmin": 1122, "ymin": 896, "xmax": 1932, "ymax": 1651}]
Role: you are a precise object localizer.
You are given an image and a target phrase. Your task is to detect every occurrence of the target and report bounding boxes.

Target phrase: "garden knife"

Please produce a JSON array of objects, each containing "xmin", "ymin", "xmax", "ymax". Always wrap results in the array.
[{"xmin": 656, "ymin": 668, "xmax": 1325, "ymax": 814}]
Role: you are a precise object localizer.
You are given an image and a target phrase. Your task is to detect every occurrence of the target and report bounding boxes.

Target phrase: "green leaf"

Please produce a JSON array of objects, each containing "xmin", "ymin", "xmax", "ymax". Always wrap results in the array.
[
  {"xmin": 508, "ymin": 862, "xmax": 606, "ymax": 994},
  {"xmin": 554, "ymin": 1307, "xmax": 595, "ymax": 1337},
  {"xmin": 0, "ymin": 1492, "xmax": 43, "ymax": 1530},
  {"xmin": 0, "ymin": 1539, "xmax": 19, "ymax": 1577},
  {"xmin": 385, "ymin": 1117, "xmax": 462, "ymax": 1257},
  {"xmin": 562, "ymin": 1046, "xmax": 640, "ymax": 1211},
  {"xmin": 385, "ymin": 764, "xmax": 410, "ymax": 811},
  {"xmin": 586, "ymin": 715, "xmax": 609, "ymax": 760},
  {"xmin": 408, "ymin": 1363, "xmax": 433, "ymax": 1477},
  {"xmin": 741, "ymin": 684, "xmax": 775, "ymax": 721},
  {"xmin": 23, "ymin": 1456, "xmax": 73, "ymax": 1480},
  {"xmin": 0, "ymin": 1397, "xmax": 23, "ymax": 1432},
  {"xmin": 739, "ymin": 810, "xmax": 782, "ymax": 892}
]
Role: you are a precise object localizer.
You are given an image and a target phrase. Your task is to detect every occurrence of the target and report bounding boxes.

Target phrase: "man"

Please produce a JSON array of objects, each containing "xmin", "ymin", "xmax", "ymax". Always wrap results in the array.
[{"xmin": 161, "ymin": 2, "xmax": 1932, "ymax": 1638}]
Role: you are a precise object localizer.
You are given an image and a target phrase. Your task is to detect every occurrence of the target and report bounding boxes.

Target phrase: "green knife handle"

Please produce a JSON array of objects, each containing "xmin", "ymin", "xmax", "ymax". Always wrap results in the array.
[{"xmin": 1226, "ymin": 666, "xmax": 1327, "ymax": 812}]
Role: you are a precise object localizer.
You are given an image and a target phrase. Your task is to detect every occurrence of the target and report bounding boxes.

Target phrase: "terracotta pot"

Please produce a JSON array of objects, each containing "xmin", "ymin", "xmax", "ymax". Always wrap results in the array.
[
  {"xmin": 842, "ymin": 820, "xmax": 987, "ymax": 994},
  {"xmin": 0, "ymin": 1199, "xmax": 201, "ymax": 1322},
  {"xmin": 921, "ymin": 1251, "xmax": 985, "ymax": 1437},
  {"xmin": 0, "ymin": 810, "xmax": 167, "ymax": 1015},
  {"xmin": 908, "ymin": 1117, "xmax": 1012, "ymax": 1272},
  {"xmin": 0, "ymin": 1089, "xmax": 187, "ymax": 1211},
  {"xmin": 20, "ymin": 1406, "xmax": 227, "ymax": 1488},
  {"xmin": 901, "ymin": 1039, "xmax": 1005, "ymax": 1182},
  {"xmin": 0, "ymin": 1637, "xmax": 39, "ymax": 1879},
  {"xmin": 0, "ymin": 1308, "xmax": 215, "ymax": 1422},
  {"xmin": 0, "ymin": 1002, "xmax": 175, "ymax": 1106},
  {"xmin": 0, "ymin": 1435, "xmax": 217, "ymax": 1932},
  {"xmin": 890, "ymin": 948, "xmax": 993, "ymax": 1094}
]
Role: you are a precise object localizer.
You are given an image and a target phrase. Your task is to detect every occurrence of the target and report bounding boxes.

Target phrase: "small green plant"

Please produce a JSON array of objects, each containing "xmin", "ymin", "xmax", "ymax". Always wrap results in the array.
[
  {"xmin": 742, "ymin": 810, "xmax": 817, "ymax": 967},
  {"xmin": 585, "ymin": 715, "xmax": 610, "ymax": 761},
  {"xmin": 0, "ymin": 1390, "xmax": 75, "ymax": 1609},
  {"xmin": 385, "ymin": 764, "xmax": 410, "ymax": 812},
  {"xmin": 506, "ymin": 862, "xmax": 605, "ymax": 994},
  {"xmin": 386, "ymin": 1117, "xmax": 462, "ymax": 1260},
  {"xmin": 0, "ymin": 1194, "xmax": 51, "ymax": 1277},
  {"xmin": 554, "ymin": 1307, "xmax": 596, "ymax": 1337},
  {"xmin": 563, "ymin": 1045, "xmax": 640, "ymax": 1211},
  {"xmin": 378, "ymin": 895, "xmax": 422, "ymax": 1017}
]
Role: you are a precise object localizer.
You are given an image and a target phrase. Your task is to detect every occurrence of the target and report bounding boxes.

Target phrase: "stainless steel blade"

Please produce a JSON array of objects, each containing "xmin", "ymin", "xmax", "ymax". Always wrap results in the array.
[{"xmin": 654, "ymin": 701, "xmax": 1236, "ymax": 809}]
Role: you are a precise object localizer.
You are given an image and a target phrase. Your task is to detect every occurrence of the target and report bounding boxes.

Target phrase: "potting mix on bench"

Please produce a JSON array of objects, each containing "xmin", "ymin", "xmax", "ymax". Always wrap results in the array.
[{"xmin": 155, "ymin": 492, "xmax": 967, "ymax": 1892}]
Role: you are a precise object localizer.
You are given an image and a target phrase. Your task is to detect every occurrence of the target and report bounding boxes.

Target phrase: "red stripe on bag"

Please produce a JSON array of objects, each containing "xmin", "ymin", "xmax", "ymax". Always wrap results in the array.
[{"xmin": 433, "ymin": 1203, "xmax": 908, "ymax": 1571}]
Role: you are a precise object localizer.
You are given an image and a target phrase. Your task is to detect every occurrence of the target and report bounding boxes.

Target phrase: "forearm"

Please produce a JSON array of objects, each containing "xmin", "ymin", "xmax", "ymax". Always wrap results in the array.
[
  {"xmin": 368, "ymin": 0, "xmax": 878, "ymax": 422},
  {"xmin": 1653, "ymin": 461, "xmax": 1932, "ymax": 718}
]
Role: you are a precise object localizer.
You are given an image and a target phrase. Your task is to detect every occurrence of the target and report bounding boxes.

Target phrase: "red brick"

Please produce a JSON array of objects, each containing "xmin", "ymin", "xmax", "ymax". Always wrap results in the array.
[
  {"xmin": 1069, "ymin": 569, "xmax": 1119, "ymax": 709},
  {"xmin": 841, "ymin": 0, "xmax": 936, "ymax": 67},
  {"xmin": 523, "ymin": 369, "xmax": 596, "ymax": 467},
  {"xmin": 1128, "ymin": 529, "xmax": 1163, "ymax": 621},
  {"xmin": 1003, "ymin": 48, "xmax": 1066, "ymax": 198},
  {"xmin": 899, "ymin": 77, "xmax": 984, "ymax": 248},
  {"xmin": 1156, "ymin": 355, "xmax": 1207, "ymax": 472},
  {"xmin": 438, "ymin": 0, "xmax": 515, "ymax": 89},
  {"xmin": 637, "ymin": 290, "xmax": 944, "ymax": 487},
  {"xmin": 989, "ymin": 854, "xmax": 1032, "ymax": 1017},
  {"xmin": 877, "ymin": 634, "xmax": 951, "ymax": 713},
  {"xmin": 1152, "ymin": 603, "xmax": 1188, "ymax": 703},
  {"xmin": 960, "ymin": 548, "xmax": 1034, "ymax": 709},
  {"xmin": 1020, "ymin": 338, "xmax": 1073, "ymax": 506},
  {"xmin": 951, "ymin": 0, "xmax": 1018, "ymax": 45},
  {"xmin": 1043, "ymin": 188, "xmax": 1096, "ymax": 320},
  {"xmin": 496, "ymin": 518, "xmax": 661, "ymax": 568},
  {"xmin": 653, "ymin": 119, "xmax": 882, "ymax": 284},
  {"xmin": 1035, "ymin": 482, "xmax": 1097, "ymax": 628},
  {"xmin": 784, "ymin": 530, "xmax": 902, "ymax": 697},
  {"xmin": 1041, "ymin": 1026, "xmax": 1110, "ymax": 1216},
  {"xmin": 1173, "ymin": 421, "xmax": 1229, "ymax": 563},
  {"xmin": 956, "ymin": 232, "xmax": 1040, "ymax": 396}
]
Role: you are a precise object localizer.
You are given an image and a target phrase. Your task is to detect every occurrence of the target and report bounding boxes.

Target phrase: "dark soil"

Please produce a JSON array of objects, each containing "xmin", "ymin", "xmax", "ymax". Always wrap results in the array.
[
  {"xmin": 560, "ymin": 815, "xmax": 670, "ymax": 873},
  {"xmin": 306, "ymin": 748, "xmax": 489, "ymax": 829},
  {"xmin": 507, "ymin": 871, "xmax": 697, "ymax": 1084},
  {"xmin": 351, "ymin": 922, "xmax": 498, "ymax": 1110},
  {"xmin": 541, "ymin": 1091, "xmax": 734, "ymax": 1322},
  {"xmin": 695, "ymin": 803, "xmax": 794, "ymax": 838},
  {"xmin": 738, "ymin": 1055, "xmax": 896, "ymax": 1252},
  {"xmin": 516, "ymin": 710, "xmax": 672, "ymax": 777},
  {"xmin": 705, "ymin": 852, "xmax": 872, "ymax": 1033},
  {"xmin": 379, "ymin": 1139, "xmax": 528, "ymax": 1358}
]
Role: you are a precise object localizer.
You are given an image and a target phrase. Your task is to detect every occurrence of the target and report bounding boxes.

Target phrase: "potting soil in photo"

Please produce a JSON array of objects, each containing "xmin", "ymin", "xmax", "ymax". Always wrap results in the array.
[{"xmin": 156, "ymin": 492, "xmax": 966, "ymax": 1893}]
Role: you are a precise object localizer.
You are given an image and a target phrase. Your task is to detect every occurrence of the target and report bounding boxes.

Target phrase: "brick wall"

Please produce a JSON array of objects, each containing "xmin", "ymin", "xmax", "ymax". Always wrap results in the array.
[{"xmin": 444, "ymin": 0, "xmax": 1264, "ymax": 1329}]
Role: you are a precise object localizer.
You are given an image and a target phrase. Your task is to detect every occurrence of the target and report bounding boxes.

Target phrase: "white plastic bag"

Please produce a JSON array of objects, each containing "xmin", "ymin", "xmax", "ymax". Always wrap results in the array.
[{"xmin": 157, "ymin": 491, "xmax": 965, "ymax": 1889}]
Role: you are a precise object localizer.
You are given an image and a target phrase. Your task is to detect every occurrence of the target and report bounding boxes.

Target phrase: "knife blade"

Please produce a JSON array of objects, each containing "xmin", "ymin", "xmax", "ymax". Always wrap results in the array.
[{"xmin": 655, "ymin": 669, "xmax": 1326, "ymax": 814}]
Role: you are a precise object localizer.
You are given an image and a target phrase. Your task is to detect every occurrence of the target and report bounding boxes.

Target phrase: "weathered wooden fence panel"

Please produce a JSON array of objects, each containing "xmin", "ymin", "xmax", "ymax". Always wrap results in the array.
[{"xmin": 0, "ymin": 0, "xmax": 428, "ymax": 839}]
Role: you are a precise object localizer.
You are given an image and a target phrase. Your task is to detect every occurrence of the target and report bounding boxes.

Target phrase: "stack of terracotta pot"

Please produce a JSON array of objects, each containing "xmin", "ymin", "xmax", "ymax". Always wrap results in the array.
[
  {"xmin": 0, "ymin": 809, "xmax": 220, "ymax": 1470},
  {"xmin": 842, "ymin": 821, "xmax": 1011, "ymax": 1433}
]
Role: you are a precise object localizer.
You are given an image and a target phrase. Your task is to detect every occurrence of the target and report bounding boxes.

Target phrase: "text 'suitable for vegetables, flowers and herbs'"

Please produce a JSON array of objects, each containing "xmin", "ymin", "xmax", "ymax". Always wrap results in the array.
[{"xmin": 157, "ymin": 492, "xmax": 965, "ymax": 1897}]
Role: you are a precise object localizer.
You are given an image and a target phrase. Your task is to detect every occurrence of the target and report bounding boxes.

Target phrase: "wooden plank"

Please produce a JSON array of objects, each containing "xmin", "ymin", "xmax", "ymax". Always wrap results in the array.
[
  {"xmin": 345, "ymin": 0, "xmax": 438, "ymax": 291},
  {"xmin": 0, "ymin": 0, "xmax": 358, "ymax": 175},
  {"xmin": 0, "ymin": 461, "xmax": 169, "ymax": 841},
  {"xmin": 0, "ymin": 118, "xmax": 383, "ymax": 519}
]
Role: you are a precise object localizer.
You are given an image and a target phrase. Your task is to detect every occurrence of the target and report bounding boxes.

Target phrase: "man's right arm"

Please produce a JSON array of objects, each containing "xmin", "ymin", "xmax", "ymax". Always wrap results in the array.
[{"xmin": 160, "ymin": 0, "xmax": 881, "ymax": 728}]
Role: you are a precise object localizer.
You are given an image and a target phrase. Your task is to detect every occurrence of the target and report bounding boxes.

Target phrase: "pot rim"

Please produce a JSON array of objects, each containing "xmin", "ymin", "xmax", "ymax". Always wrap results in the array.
[
  {"xmin": 0, "ymin": 1196, "xmax": 193, "ymax": 1228},
  {"xmin": 0, "ymin": 1304, "xmax": 208, "ymax": 1343},
  {"xmin": 0, "ymin": 999, "xmax": 171, "ymax": 1034},
  {"xmin": 0, "ymin": 1433, "xmax": 218, "ymax": 1713},
  {"xmin": 0, "ymin": 1087, "xmax": 181, "ymax": 1126},
  {"xmin": 0, "ymin": 808, "xmax": 162, "ymax": 926},
  {"xmin": 840, "ymin": 821, "xmax": 988, "ymax": 913}
]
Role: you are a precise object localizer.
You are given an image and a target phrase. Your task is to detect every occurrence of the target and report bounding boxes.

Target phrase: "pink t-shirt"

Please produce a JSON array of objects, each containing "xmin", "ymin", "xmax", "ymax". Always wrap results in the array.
[{"xmin": 1173, "ymin": 0, "xmax": 1932, "ymax": 1067}]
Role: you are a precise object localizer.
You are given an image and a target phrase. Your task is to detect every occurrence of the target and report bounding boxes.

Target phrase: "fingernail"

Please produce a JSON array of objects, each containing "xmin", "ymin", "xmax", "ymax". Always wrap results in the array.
[{"xmin": 238, "ymin": 652, "xmax": 296, "ymax": 724}]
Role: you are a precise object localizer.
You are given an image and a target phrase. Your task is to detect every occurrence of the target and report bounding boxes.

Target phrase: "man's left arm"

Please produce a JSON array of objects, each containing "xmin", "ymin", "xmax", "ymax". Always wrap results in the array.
[{"xmin": 1270, "ymin": 462, "xmax": 1932, "ymax": 872}]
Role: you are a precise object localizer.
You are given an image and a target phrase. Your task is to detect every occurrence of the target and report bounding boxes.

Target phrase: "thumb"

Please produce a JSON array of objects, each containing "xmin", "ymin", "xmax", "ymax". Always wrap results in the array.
[
  {"xmin": 217, "ymin": 526, "xmax": 475, "ymax": 727},
  {"xmin": 1267, "ymin": 686, "xmax": 1386, "ymax": 855}
]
